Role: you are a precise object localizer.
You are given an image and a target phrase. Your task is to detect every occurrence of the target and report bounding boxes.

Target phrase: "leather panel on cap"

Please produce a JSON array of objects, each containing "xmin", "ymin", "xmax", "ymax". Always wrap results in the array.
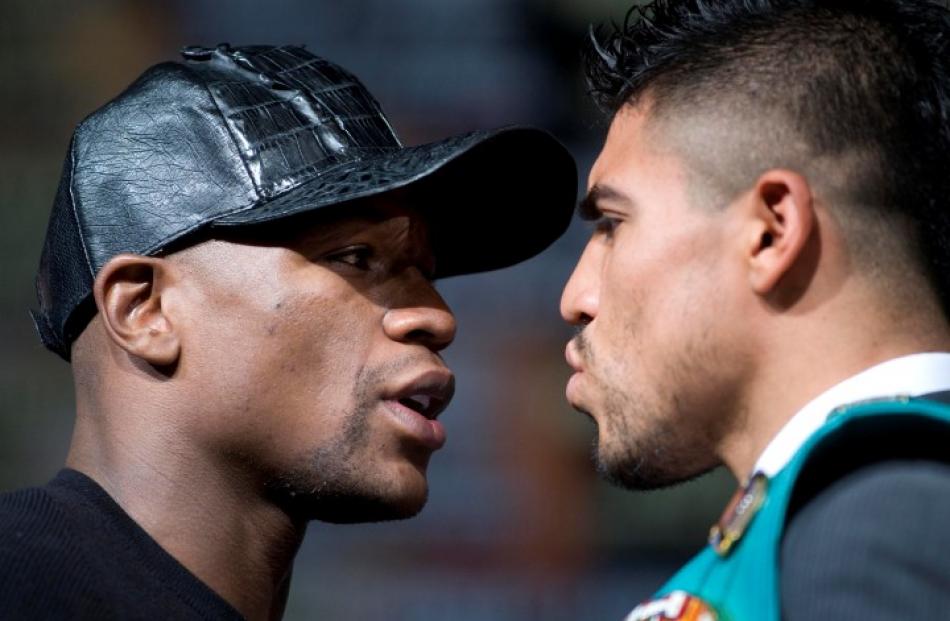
[
  {"xmin": 70, "ymin": 62, "xmax": 258, "ymax": 272},
  {"xmin": 199, "ymin": 46, "xmax": 401, "ymax": 199},
  {"xmin": 33, "ymin": 144, "xmax": 96, "ymax": 358}
]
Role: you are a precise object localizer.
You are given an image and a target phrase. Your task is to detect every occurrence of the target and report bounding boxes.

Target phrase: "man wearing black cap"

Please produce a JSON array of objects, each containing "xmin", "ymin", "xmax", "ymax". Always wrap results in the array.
[{"xmin": 0, "ymin": 44, "xmax": 575, "ymax": 619}]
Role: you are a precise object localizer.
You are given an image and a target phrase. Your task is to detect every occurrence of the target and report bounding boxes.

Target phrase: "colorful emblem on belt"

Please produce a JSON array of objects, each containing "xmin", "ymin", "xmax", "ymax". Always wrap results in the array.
[
  {"xmin": 624, "ymin": 591, "xmax": 718, "ymax": 621},
  {"xmin": 708, "ymin": 471, "xmax": 768, "ymax": 556}
]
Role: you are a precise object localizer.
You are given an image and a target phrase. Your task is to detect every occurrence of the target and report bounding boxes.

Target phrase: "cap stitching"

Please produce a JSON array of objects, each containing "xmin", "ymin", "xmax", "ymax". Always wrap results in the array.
[
  {"xmin": 198, "ymin": 74, "xmax": 264, "ymax": 199},
  {"xmin": 270, "ymin": 56, "xmax": 323, "ymax": 76},
  {"xmin": 68, "ymin": 136, "xmax": 96, "ymax": 278},
  {"xmin": 248, "ymin": 114, "xmax": 386, "ymax": 152},
  {"xmin": 251, "ymin": 146, "xmax": 394, "ymax": 187}
]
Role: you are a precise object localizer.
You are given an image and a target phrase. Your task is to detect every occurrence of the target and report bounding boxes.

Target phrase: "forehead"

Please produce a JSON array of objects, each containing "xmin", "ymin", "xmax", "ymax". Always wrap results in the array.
[
  {"xmin": 588, "ymin": 104, "xmax": 688, "ymax": 202},
  {"xmin": 590, "ymin": 105, "xmax": 655, "ymax": 187}
]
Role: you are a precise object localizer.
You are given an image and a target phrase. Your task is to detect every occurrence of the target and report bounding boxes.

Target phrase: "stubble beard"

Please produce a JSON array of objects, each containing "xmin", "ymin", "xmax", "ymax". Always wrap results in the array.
[
  {"xmin": 267, "ymin": 359, "xmax": 430, "ymax": 524},
  {"xmin": 575, "ymin": 330, "xmax": 719, "ymax": 491}
]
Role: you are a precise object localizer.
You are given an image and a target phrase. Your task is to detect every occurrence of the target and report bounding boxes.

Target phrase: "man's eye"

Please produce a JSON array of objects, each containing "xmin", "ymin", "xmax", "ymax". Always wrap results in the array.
[
  {"xmin": 595, "ymin": 216, "xmax": 620, "ymax": 239},
  {"xmin": 328, "ymin": 246, "xmax": 372, "ymax": 270}
]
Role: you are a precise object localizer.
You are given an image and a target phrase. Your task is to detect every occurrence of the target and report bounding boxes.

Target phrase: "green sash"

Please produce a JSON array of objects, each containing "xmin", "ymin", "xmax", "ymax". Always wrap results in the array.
[{"xmin": 625, "ymin": 397, "xmax": 950, "ymax": 621}]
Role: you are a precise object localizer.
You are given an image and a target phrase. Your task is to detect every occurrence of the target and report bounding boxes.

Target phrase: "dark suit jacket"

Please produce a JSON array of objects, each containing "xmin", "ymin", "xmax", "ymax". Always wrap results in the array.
[{"xmin": 781, "ymin": 391, "xmax": 950, "ymax": 619}]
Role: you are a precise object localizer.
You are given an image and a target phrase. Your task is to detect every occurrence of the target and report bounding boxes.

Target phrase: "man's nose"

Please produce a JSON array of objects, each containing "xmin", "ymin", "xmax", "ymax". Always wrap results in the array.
[
  {"xmin": 383, "ymin": 278, "xmax": 457, "ymax": 352},
  {"xmin": 560, "ymin": 240, "xmax": 602, "ymax": 326}
]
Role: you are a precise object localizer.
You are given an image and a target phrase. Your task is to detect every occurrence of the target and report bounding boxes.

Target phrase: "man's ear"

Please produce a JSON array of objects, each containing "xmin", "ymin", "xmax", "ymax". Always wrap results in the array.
[
  {"xmin": 743, "ymin": 169, "xmax": 815, "ymax": 296},
  {"xmin": 92, "ymin": 254, "xmax": 181, "ymax": 366}
]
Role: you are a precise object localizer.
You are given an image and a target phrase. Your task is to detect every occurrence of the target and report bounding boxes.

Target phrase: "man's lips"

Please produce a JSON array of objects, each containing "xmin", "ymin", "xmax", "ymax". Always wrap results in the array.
[
  {"xmin": 381, "ymin": 368, "xmax": 455, "ymax": 451},
  {"xmin": 565, "ymin": 340, "xmax": 584, "ymax": 373},
  {"xmin": 384, "ymin": 369, "xmax": 455, "ymax": 420},
  {"xmin": 564, "ymin": 340, "xmax": 589, "ymax": 411}
]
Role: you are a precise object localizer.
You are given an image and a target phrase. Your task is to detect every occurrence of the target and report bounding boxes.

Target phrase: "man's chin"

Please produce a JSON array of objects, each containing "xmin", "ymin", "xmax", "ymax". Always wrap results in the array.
[
  {"xmin": 310, "ymin": 494, "xmax": 427, "ymax": 524},
  {"xmin": 272, "ymin": 485, "xmax": 429, "ymax": 524},
  {"xmin": 592, "ymin": 441, "xmax": 714, "ymax": 492}
]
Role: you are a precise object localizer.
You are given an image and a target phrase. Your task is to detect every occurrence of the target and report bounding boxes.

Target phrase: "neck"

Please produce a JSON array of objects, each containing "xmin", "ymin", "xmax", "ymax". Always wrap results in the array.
[
  {"xmin": 66, "ymin": 417, "xmax": 305, "ymax": 621},
  {"xmin": 718, "ymin": 300, "xmax": 950, "ymax": 482}
]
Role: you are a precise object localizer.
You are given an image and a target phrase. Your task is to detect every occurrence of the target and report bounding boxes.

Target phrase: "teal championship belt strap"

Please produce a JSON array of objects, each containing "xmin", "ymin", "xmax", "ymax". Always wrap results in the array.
[{"xmin": 626, "ymin": 397, "xmax": 950, "ymax": 621}]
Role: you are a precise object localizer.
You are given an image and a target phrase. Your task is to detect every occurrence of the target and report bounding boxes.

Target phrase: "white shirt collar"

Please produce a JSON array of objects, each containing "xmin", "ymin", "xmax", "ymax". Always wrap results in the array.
[{"xmin": 753, "ymin": 352, "xmax": 950, "ymax": 477}]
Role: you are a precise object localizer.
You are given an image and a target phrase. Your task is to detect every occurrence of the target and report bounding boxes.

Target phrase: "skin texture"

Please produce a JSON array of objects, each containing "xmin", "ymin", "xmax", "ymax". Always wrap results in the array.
[
  {"xmin": 560, "ymin": 100, "xmax": 950, "ymax": 489},
  {"xmin": 65, "ymin": 197, "xmax": 456, "ymax": 621},
  {"xmin": 561, "ymin": 106, "xmax": 739, "ymax": 489}
]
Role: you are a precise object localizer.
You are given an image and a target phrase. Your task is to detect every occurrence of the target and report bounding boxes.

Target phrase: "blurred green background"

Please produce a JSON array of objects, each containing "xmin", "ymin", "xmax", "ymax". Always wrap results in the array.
[{"xmin": 0, "ymin": 1, "xmax": 733, "ymax": 619}]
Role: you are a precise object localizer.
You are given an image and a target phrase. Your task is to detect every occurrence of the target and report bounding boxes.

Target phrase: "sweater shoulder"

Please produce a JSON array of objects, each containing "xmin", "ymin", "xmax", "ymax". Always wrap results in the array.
[
  {"xmin": 0, "ymin": 483, "xmax": 76, "ymax": 552},
  {"xmin": 0, "ymin": 483, "xmax": 107, "ymax": 614}
]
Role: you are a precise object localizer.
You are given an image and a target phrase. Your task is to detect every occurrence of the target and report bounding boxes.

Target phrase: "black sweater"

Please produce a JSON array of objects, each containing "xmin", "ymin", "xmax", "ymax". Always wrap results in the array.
[{"xmin": 0, "ymin": 469, "xmax": 243, "ymax": 620}]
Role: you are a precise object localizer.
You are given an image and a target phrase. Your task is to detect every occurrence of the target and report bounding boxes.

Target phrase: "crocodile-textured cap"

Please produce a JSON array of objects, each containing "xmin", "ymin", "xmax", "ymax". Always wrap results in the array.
[{"xmin": 32, "ymin": 44, "xmax": 578, "ymax": 360}]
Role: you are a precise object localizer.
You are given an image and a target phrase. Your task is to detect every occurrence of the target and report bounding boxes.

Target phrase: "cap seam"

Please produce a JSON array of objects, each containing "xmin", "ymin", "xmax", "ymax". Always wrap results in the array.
[
  {"xmin": 269, "ymin": 55, "xmax": 322, "ymax": 76},
  {"xmin": 251, "ymin": 117, "xmax": 390, "ymax": 153},
  {"xmin": 135, "ymin": 207, "xmax": 249, "ymax": 257},
  {"xmin": 255, "ymin": 149, "xmax": 369, "ymax": 195},
  {"xmin": 67, "ymin": 137, "xmax": 96, "ymax": 278},
  {"xmin": 197, "ymin": 72, "xmax": 265, "ymax": 200}
]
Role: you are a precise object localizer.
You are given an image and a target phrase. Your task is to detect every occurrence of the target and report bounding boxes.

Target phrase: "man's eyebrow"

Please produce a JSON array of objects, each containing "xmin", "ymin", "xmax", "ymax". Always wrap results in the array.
[{"xmin": 577, "ymin": 185, "xmax": 629, "ymax": 221}]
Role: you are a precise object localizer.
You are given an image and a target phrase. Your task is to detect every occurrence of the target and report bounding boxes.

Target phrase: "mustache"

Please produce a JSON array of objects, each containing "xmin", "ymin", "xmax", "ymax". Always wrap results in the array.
[
  {"xmin": 356, "ymin": 353, "xmax": 454, "ymax": 400},
  {"xmin": 572, "ymin": 326, "xmax": 591, "ymax": 361}
]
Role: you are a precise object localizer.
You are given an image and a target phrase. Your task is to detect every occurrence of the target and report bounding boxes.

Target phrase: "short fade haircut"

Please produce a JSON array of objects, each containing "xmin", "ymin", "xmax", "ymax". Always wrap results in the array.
[{"xmin": 585, "ymin": 0, "xmax": 950, "ymax": 315}]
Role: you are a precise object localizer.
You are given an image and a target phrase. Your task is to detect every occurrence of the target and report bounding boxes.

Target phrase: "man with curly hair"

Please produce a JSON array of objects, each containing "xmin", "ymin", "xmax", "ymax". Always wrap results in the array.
[{"xmin": 561, "ymin": 1, "xmax": 950, "ymax": 619}]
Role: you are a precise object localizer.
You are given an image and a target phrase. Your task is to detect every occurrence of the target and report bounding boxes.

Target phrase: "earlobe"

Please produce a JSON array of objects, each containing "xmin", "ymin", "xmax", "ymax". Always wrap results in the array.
[
  {"xmin": 746, "ymin": 170, "xmax": 815, "ymax": 296},
  {"xmin": 93, "ymin": 254, "xmax": 181, "ymax": 367}
]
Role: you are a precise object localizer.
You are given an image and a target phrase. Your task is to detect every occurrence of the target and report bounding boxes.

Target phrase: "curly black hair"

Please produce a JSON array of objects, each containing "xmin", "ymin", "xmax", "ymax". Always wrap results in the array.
[{"xmin": 585, "ymin": 0, "xmax": 950, "ymax": 316}]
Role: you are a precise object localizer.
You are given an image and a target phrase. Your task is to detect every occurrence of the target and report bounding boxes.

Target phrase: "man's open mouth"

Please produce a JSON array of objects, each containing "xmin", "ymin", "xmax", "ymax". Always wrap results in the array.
[
  {"xmin": 396, "ymin": 394, "xmax": 446, "ymax": 420},
  {"xmin": 387, "ymin": 370, "xmax": 455, "ymax": 420}
]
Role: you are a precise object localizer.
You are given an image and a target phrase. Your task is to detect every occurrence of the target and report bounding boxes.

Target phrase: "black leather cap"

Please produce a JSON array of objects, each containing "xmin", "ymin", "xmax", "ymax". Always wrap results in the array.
[{"xmin": 32, "ymin": 44, "xmax": 577, "ymax": 360}]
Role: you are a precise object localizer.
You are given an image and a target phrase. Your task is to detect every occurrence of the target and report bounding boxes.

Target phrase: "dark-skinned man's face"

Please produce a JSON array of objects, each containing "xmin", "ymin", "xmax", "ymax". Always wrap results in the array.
[{"xmin": 171, "ymin": 198, "xmax": 456, "ymax": 523}]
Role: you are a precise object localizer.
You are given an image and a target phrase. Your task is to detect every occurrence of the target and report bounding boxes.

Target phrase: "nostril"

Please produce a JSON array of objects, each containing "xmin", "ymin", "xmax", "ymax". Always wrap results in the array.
[
  {"xmin": 403, "ymin": 328, "xmax": 454, "ymax": 353},
  {"xmin": 405, "ymin": 329, "xmax": 429, "ymax": 342}
]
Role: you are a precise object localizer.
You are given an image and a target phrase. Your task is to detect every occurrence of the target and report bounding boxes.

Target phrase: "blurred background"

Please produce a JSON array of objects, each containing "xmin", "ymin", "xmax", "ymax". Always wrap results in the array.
[{"xmin": 0, "ymin": 1, "xmax": 733, "ymax": 619}]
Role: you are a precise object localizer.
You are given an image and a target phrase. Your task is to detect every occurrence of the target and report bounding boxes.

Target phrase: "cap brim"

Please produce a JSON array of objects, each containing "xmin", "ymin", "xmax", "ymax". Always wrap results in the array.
[{"xmin": 212, "ymin": 126, "xmax": 578, "ymax": 278}]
